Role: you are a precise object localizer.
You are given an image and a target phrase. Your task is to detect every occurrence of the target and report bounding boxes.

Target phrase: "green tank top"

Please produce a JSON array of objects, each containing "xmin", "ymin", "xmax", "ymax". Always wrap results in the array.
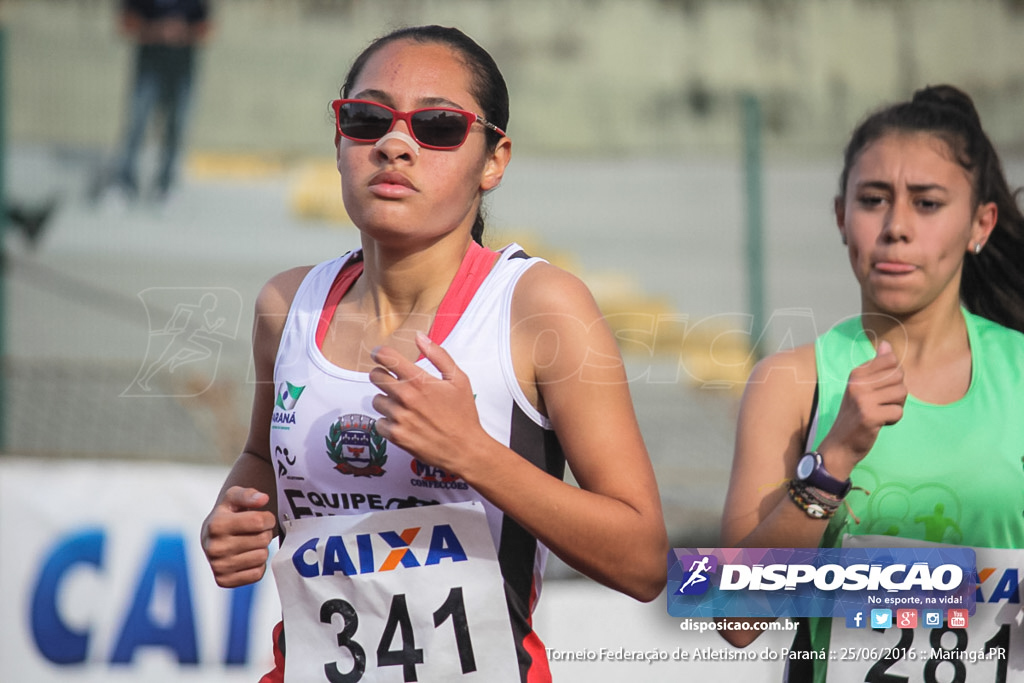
[{"xmin": 804, "ymin": 309, "xmax": 1024, "ymax": 682}]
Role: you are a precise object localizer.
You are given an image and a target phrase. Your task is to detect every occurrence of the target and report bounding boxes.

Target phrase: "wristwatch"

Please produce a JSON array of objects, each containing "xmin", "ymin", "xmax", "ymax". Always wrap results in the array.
[{"xmin": 795, "ymin": 451, "xmax": 852, "ymax": 498}]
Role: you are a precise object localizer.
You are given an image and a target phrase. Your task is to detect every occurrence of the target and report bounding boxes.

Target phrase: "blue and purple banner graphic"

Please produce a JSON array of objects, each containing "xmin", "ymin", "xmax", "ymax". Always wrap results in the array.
[{"xmin": 667, "ymin": 547, "xmax": 976, "ymax": 619}]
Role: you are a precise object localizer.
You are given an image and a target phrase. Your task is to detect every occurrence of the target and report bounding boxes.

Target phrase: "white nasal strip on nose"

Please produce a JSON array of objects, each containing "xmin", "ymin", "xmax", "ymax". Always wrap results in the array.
[{"xmin": 375, "ymin": 131, "xmax": 420, "ymax": 156}]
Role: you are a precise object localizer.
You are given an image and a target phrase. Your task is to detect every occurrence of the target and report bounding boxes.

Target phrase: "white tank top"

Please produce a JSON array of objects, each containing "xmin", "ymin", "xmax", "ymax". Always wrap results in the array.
[{"xmin": 269, "ymin": 243, "xmax": 563, "ymax": 679}]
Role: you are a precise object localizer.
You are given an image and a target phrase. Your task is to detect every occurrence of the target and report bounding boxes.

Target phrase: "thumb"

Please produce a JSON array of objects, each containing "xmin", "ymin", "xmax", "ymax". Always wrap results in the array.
[
  {"xmin": 223, "ymin": 486, "xmax": 269, "ymax": 512},
  {"xmin": 876, "ymin": 340, "xmax": 893, "ymax": 357},
  {"xmin": 416, "ymin": 332, "xmax": 459, "ymax": 380}
]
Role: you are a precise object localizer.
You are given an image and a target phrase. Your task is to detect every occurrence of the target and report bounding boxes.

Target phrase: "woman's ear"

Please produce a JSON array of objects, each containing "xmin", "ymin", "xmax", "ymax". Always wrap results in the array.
[
  {"xmin": 834, "ymin": 195, "xmax": 848, "ymax": 245},
  {"xmin": 480, "ymin": 137, "xmax": 512, "ymax": 192},
  {"xmin": 969, "ymin": 201, "xmax": 998, "ymax": 253}
]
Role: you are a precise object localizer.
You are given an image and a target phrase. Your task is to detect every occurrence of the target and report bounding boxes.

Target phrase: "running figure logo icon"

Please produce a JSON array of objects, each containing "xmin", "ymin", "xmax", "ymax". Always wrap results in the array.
[
  {"xmin": 123, "ymin": 287, "xmax": 242, "ymax": 397},
  {"xmin": 676, "ymin": 554, "xmax": 718, "ymax": 595}
]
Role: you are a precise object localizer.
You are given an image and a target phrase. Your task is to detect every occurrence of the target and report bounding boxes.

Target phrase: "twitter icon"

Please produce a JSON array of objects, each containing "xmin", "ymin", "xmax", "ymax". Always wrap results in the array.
[{"xmin": 871, "ymin": 609, "xmax": 893, "ymax": 629}]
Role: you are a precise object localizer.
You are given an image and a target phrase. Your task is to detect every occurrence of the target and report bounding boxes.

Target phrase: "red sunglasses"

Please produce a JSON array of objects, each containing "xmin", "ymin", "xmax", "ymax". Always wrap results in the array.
[{"xmin": 331, "ymin": 99, "xmax": 506, "ymax": 150}]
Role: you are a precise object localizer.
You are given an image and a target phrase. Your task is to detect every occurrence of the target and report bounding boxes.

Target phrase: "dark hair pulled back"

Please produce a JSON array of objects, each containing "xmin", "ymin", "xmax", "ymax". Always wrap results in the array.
[
  {"xmin": 340, "ymin": 25, "xmax": 509, "ymax": 245},
  {"xmin": 837, "ymin": 84, "xmax": 1024, "ymax": 333}
]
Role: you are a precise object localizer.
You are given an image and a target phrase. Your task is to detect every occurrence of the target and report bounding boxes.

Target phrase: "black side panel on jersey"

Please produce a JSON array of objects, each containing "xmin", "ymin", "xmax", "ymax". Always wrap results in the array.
[{"xmin": 500, "ymin": 401, "xmax": 566, "ymax": 681}]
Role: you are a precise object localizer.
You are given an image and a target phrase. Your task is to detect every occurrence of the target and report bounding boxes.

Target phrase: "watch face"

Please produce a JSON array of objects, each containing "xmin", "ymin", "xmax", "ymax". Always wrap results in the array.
[{"xmin": 796, "ymin": 454, "xmax": 816, "ymax": 480}]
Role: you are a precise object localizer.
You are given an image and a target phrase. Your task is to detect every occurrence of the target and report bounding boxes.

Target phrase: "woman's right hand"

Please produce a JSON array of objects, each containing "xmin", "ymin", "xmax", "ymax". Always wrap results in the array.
[
  {"xmin": 818, "ymin": 340, "xmax": 908, "ymax": 473},
  {"xmin": 201, "ymin": 486, "xmax": 277, "ymax": 588},
  {"xmin": 199, "ymin": 270, "xmax": 300, "ymax": 588}
]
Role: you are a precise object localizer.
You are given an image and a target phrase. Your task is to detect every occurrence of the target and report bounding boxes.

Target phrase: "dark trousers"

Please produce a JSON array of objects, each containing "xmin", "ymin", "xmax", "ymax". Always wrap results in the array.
[{"xmin": 115, "ymin": 44, "xmax": 198, "ymax": 197}]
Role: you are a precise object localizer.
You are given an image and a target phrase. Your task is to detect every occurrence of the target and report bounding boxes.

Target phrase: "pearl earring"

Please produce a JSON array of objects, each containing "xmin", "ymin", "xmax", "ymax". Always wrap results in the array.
[{"xmin": 974, "ymin": 243, "xmax": 982, "ymax": 255}]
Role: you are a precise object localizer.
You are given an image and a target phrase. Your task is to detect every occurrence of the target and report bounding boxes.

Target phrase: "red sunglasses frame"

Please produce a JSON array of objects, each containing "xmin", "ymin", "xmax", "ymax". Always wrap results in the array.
[{"xmin": 330, "ymin": 98, "xmax": 506, "ymax": 150}]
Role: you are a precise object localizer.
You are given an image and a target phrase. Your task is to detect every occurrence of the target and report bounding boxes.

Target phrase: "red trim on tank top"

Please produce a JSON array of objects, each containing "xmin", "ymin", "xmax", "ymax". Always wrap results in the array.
[
  {"xmin": 315, "ymin": 243, "xmax": 499, "ymax": 351},
  {"xmin": 315, "ymin": 259, "xmax": 364, "ymax": 349},
  {"xmin": 258, "ymin": 620, "xmax": 285, "ymax": 683},
  {"xmin": 524, "ymin": 577, "xmax": 553, "ymax": 682}
]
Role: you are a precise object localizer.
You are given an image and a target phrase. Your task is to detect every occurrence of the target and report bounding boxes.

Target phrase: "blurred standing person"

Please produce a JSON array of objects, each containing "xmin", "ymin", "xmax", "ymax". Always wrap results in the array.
[{"xmin": 92, "ymin": 0, "xmax": 212, "ymax": 204}]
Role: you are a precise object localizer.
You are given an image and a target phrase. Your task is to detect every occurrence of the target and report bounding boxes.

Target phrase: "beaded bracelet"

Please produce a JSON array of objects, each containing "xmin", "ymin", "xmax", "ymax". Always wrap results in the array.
[{"xmin": 787, "ymin": 479, "xmax": 841, "ymax": 519}]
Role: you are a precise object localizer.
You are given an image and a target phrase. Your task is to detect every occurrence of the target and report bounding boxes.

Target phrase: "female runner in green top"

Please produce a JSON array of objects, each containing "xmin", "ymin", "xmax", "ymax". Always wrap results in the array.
[{"xmin": 719, "ymin": 84, "xmax": 1024, "ymax": 682}]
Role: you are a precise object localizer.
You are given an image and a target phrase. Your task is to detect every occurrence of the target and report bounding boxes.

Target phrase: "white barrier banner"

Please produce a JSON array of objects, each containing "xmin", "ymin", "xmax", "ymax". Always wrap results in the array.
[{"xmin": 0, "ymin": 457, "xmax": 280, "ymax": 682}]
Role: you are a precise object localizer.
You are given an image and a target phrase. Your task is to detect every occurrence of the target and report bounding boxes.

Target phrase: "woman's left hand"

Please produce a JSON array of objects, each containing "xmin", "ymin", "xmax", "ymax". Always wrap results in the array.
[{"xmin": 369, "ymin": 332, "xmax": 487, "ymax": 476}]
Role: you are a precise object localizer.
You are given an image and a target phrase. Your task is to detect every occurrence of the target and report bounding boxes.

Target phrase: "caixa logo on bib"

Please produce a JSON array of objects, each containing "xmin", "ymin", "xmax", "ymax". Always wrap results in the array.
[
  {"xmin": 976, "ymin": 563, "xmax": 1021, "ymax": 604},
  {"xmin": 291, "ymin": 523, "xmax": 467, "ymax": 578}
]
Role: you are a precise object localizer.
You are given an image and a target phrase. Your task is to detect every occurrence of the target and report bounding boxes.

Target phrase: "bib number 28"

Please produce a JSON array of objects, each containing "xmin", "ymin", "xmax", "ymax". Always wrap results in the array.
[{"xmin": 857, "ymin": 623, "xmax": 1012, "ymax": 683}]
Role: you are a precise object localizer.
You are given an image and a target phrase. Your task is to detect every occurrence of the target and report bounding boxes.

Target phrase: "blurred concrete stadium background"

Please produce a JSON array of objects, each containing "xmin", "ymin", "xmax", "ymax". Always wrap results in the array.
[{"xmin": 9, "ymin": 0, "xmax": 1024, "ymax": 157}]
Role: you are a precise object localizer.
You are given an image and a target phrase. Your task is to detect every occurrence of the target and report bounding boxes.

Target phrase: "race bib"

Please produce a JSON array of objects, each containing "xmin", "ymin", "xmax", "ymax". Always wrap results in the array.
[
  {"xmin": 829, "ymin": 536, "xmax": 1023, "ymax": 683},
  {"xmin": 272, "ymin": 501, "xmax": 521, "ymax": 682}
]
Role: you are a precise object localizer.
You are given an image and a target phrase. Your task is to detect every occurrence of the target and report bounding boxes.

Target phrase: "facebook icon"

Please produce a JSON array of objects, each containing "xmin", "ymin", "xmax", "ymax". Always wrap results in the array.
[{"xmin": 845, "ymin": 610, "xmax": 866, "ymax": 629}]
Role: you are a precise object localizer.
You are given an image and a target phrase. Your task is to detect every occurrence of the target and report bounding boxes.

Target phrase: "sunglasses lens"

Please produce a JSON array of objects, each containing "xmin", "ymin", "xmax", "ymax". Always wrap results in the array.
[
  {"xmin": 411, "ymin": 109, "xmax": 471, "ymax": 148},
  {"xmin": 337, "ymin": 102, "xmax": 393, "ymax": 141}
]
